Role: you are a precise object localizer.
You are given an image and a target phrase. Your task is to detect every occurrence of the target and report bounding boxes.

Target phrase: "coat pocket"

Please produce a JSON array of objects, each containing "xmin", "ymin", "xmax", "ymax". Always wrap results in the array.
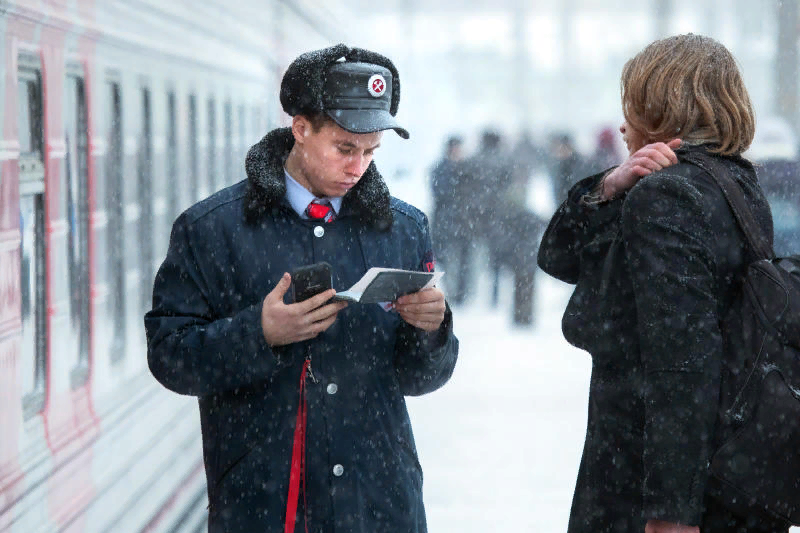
[{"xmin": 207, "ymin": 445, "xmax": 258, "ymax": 516}]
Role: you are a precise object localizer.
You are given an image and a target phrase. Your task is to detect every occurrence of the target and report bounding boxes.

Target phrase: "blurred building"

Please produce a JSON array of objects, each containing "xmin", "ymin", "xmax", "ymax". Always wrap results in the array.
[{"xmin": 346, "ymin": 0, "xmax": 789, "ymax": 178}]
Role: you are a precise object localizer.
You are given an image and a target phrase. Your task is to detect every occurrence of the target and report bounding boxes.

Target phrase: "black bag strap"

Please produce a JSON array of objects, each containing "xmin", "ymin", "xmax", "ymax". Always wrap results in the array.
[{"xmin": 681, "ymin": 151, "xmax": 774, "ymax": 261}]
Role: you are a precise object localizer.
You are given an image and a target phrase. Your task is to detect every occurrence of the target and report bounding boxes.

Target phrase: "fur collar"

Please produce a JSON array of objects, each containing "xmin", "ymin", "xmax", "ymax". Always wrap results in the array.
[{"xmin": 244, "ymin": 128, "xmax": 393, "ymax": 230}]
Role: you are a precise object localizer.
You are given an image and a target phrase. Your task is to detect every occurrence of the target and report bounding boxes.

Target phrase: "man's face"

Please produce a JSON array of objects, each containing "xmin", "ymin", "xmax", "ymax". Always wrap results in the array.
[{"xmin": 293, "ymin": 117, "xmax": 383, "ymax": 198}]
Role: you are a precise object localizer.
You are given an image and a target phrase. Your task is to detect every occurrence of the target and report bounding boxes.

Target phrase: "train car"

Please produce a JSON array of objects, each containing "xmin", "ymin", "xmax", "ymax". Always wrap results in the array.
[{"xmin": 0, "ymin": 1, "xmax": 347, "ymax": 531}]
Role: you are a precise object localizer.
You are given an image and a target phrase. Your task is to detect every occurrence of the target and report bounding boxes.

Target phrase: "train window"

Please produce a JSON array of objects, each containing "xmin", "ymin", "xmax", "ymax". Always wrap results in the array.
[
  {"xmin": 18, "ymin": 67, "xmax": 44, "ymax": 180},
  {"xmin": 188, "ymin": 94, "xmax": 198, "ymax": 202},
  {"xmin": 138, "ymin": 87, "xmax": 154, "ymax": 315},
  {"xmin": 64, "ymin": 73, "xmax": 91, "ymax": 388},
  {"xmin": 207, "ymin": 97, "xmax": 217, "ymax": 192},
  {"xmin": 19, "ymin": 62, "xmax": 47, "ymax": 418},
  {"xmin": 106, "ymin": 81, "xmax": 126, "ymax": 363},
  {"xmin": 167, "ymin": 91, "xmax": 179, "ymax": 220},
  {"xmin": 224, "ymin": 100, "xmax": 232, "ymax": 185},
  {"xmin": 18, "ymin": 80, "xmax": 32, "ymax": 152},
  {"xmin": 18, "ymin": 80, "xmax": 34, "ymax": 153},
  {"xmin": 20, "ymin": 193, "xmax": 47, "ymax": 418}
]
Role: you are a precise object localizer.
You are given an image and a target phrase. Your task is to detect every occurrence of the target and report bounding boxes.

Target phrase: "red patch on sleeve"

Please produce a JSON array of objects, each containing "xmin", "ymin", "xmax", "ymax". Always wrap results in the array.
[{"xmin": 421, "ymin": 251, "xmax": 435, "ymax": 272}]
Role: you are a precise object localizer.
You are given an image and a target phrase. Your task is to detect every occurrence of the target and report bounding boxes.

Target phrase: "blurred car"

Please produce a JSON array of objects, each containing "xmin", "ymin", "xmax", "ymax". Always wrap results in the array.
[
  {"xmin": 757, "ymin": 160, "xmax": 800, "ymax": 256},
  {"xmin": 746, "ymin": 117, "xmax": 800, "ymax": 257}
]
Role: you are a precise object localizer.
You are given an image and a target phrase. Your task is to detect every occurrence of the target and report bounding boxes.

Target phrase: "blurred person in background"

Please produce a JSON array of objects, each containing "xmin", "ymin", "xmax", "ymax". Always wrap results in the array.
[
  {"xmin": 588, "ymin": 126, "xmax": 625, "ymax": 173},
  {"xmin": 503, "ymin": 130, "xmax": 547, "ymax": 326},
  {"xmin": 467, "ymin": 129, "xmax": 513, "ymax": 235},
  {"xmin": 538, "ymin": 34, "xmax": 786, "ymax": 533},
  {"xmin": 547, "ymin": 132, "xmax": 590, "ymax": 209},
  {"xmin": 459, "ymin": 129, "xmax": 512, "ymax": 307},
  {"xmin": 510, "ymin": 130, "xmax": 546, "ymax": 200},
  {"xmin": 466, "ymin": 129, "xmax": 542, "ymax": 326},
  {"xmin": 145, "ymin": 44, "xmax": 458, "ymax": 533},
  {"xmin": 430, "ymin": 134, "xmax": 472, "ymax": 304},
  {"xmin": 746, "ymin": 116, "xmax": 800, "ymax": 256},
  {"xmin": 466, "ymin": 130, "xmax": 509, "ymax": 294}
]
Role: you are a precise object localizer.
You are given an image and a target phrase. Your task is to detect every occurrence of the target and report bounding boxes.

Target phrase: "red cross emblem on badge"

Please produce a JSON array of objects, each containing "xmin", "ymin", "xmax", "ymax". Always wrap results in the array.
[{"xmin": 368, "ymin": 74, "xmax": 386, "ymax": 97}]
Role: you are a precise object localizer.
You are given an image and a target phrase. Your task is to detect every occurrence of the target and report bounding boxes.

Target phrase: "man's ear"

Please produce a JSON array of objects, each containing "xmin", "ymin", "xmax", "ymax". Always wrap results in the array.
[{"xmin": 291, "ymin": 115, "xmax": 311, "ymax": 145}]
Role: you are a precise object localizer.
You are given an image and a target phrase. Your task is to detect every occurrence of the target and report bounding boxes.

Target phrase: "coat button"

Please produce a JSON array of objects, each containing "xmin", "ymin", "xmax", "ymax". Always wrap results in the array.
[
  {"xmin": 314, "ymin": 226, "xmax": 324, "ymax": 238},
  {"xmin": 326, "ymin": 383, "xmax": 338, "ymax": 395},
  {"xmin": 333, "ymin": 464, "xmax": 344, "ymax": 477}
]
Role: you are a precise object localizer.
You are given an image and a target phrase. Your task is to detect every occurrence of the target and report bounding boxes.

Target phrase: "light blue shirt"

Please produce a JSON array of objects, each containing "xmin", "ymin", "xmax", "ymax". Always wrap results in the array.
[{"xmin": 284, "ymin": 169, "xmax": 343, "ymax": 219}]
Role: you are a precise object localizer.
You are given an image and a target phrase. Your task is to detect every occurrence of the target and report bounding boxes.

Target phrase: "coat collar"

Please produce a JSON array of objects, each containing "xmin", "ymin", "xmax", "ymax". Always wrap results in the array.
[{"xmin": 244, "ymin": 127, "xmax": 393, "ymax": 230}]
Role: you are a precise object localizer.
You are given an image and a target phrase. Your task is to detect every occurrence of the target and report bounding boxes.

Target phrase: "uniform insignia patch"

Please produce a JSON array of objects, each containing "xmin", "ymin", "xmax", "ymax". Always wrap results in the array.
[
  {"xmin": 421, "ymin": 250, "xmax": 435, "ymax": 273},
  {"xmin": 367, "ymin": 74, "xmax": 386, "ymax": 97}
]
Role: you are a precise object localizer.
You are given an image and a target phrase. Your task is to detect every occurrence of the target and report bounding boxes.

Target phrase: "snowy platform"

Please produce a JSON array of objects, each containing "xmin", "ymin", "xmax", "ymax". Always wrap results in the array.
[{"xmin": 408, "ymin": 270, "xmax": 590, "ymax": 532}]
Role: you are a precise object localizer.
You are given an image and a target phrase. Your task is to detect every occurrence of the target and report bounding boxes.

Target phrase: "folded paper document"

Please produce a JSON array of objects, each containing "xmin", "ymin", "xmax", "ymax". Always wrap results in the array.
[{"xmin": 333, "ymin": 268, "xmax": 444, "ymax": 304}]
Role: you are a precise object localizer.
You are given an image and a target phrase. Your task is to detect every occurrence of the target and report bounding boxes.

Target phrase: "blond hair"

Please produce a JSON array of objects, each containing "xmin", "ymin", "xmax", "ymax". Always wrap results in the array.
[{"xmin": 621, "ymin": 34, "xmax": 755, "ymax": 156}]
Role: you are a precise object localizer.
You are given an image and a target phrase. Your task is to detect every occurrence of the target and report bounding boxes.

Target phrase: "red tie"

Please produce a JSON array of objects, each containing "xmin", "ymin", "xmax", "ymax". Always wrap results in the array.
[{"xmin": 306, "ymin": 200, "xmax": 335, "ymax": 223}]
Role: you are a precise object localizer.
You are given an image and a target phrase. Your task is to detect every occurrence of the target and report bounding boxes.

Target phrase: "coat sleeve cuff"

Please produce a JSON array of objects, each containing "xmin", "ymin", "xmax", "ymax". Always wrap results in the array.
[
  {"xmin": 567, "ymin": 172, "xmax": 606, "ymax": 203},
  {"xmin": 642, "ymin": 490, "xmax": 705, "ymax": 527},
  {"xmin": 569, "ymin": 171, "xmax": 626, "ymax": 219},
  {"xmin": 418, "ymin": 302, "xmax": 454, "ymax": 351}
]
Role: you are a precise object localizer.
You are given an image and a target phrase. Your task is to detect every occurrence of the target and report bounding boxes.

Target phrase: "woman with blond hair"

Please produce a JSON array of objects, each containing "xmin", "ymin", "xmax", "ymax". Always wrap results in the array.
[{"xmin": 538, "ymin": 34, "xmax": 787, "ymax": 533}]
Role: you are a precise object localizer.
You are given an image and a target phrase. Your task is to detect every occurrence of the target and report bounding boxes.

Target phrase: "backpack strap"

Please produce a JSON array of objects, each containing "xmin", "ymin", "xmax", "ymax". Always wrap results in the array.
[{"xmin": 681, "ymin": 151, "xmax": 774, "ymax": 261}]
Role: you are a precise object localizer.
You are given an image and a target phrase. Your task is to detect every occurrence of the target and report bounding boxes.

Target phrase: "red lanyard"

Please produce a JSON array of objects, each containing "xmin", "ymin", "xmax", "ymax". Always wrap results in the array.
[{"xmin": 284, "ymin": 359, "xmax": 311, "ymax": 533}]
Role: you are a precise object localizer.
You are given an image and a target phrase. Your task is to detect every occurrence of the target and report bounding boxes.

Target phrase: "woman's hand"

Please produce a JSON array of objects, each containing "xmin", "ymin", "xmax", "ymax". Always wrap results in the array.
[
  {"xmin": 645, "ymin": 519, "xmax": 700, "ymax": 533},
  {"xmin": 602, "ymin": 138, "xmax": 682, "ymax": 200}
]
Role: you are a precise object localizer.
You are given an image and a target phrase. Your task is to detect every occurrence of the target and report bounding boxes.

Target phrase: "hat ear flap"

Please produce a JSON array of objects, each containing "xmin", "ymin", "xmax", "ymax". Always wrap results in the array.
[
  {"xmin": 280, "ymin": 43, "xmax": 351, "ymax": 116},
  {"xmin": 346, "ymin": 48, "xmax": 401, "ymax": 116}
]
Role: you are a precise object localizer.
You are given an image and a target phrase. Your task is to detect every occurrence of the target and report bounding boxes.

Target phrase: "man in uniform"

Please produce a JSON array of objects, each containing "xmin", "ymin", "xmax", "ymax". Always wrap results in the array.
[{"xmin": 145, "ymin": 44, "xmax": 459, "ymax": 533}]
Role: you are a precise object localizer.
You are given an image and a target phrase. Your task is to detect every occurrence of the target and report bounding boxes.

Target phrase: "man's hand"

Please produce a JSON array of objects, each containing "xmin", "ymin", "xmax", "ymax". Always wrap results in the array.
[
  {"xmin": 394, "ymin": 287, "xmax": 446, "ymax": 332},
  {"xmin": 603, "ymin": 138, "xmax": 682, "ymax": 200},
  {"xmin": 261, "ymin": 273, "xmax": 348, "ymax": 346},
  {"xmin": 645, "ymin": 520, "xmax": 699, "ymax": 533}
]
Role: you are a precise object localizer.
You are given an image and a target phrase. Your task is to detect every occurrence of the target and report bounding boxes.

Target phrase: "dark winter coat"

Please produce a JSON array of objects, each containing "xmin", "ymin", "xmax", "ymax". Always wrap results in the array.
[
  {"xmin": 430, "ymin": 158, "xmax": 468, "ymax": 212},
  {"xmin": 537, "ymin": 144, "xmax": 773, "ymax": 532},
  {"xmin": 465, "ymin": 147, "xmax": 515, "ymax": 222},
  {"xmin": 145, "ymin": 128, "xmax": 458, "ymax": 533},
  {"xmin": 429, "ymin": 157, "xmax": 470, "ymax": 244}
]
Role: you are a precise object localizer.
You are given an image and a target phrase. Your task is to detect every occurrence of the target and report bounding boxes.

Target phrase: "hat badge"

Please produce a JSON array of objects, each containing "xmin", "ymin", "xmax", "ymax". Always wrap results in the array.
[{"xmin": 367, "ymin": 74, "xmax": 386, "ymax": 98}]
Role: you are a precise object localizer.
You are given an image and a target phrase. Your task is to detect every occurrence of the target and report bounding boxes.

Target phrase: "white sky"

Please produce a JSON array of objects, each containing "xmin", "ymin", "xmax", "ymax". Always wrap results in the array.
[{"xmin": 352, "ymin": 2, "xmax": 780, "ymax": 183}]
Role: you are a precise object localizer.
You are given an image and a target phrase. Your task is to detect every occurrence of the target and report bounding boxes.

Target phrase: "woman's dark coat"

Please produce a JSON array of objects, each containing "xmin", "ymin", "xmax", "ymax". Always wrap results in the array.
[
  {"xmin": 537, "ymin": 145, "xmax": 773, "ymax": 532},
  {"xmin": 145, "ymin": 128, "xmax": 458, "ymax": 533}
]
